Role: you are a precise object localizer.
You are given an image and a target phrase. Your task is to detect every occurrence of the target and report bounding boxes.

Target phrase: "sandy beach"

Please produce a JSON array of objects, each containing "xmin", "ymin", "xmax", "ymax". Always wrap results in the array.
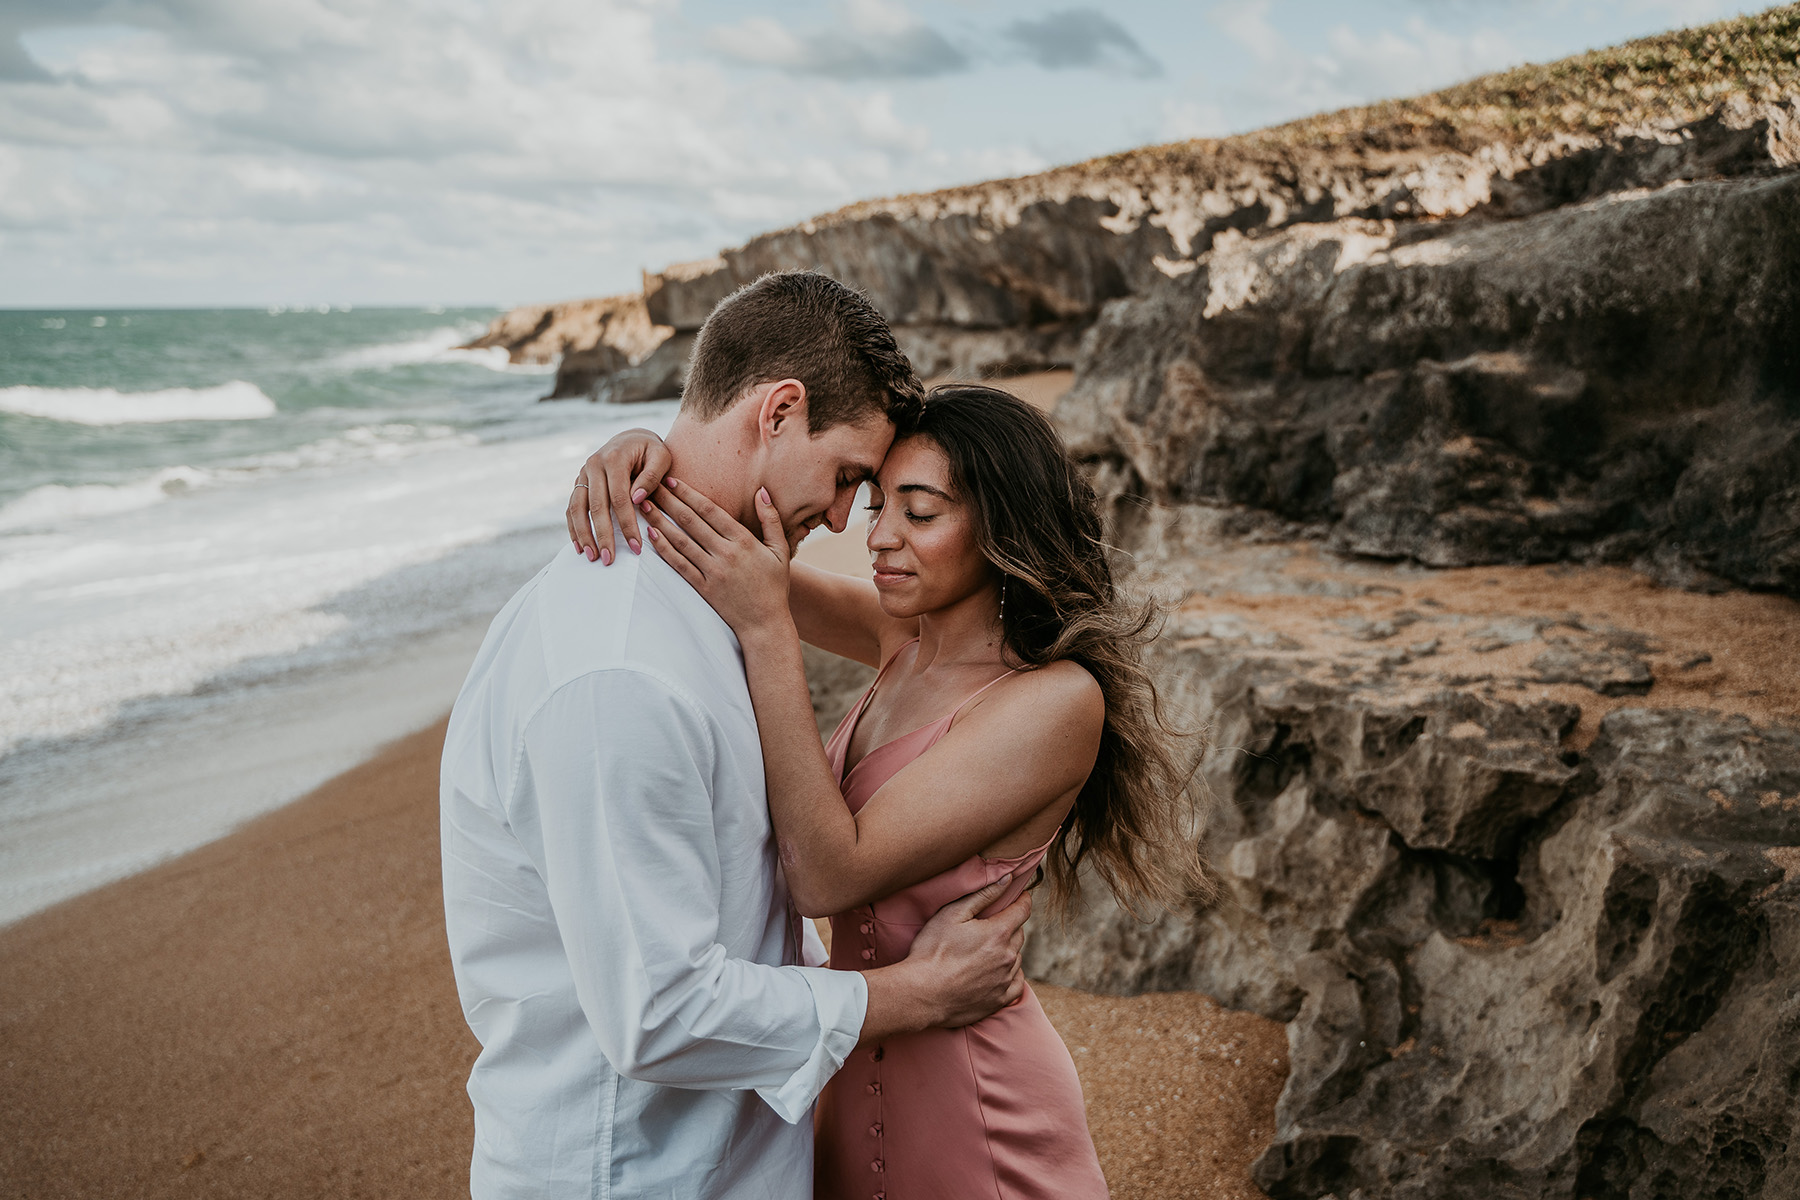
[{"xmin": 0, "ymin": 715, "xmax": 1284, "ymax": 1200}]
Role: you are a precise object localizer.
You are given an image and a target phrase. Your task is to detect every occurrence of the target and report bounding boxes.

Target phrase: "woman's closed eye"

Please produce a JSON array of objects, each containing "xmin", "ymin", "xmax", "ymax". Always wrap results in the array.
[{"xmin": 865, "ymin": 501, "xmax": 935, "ymax": 524}]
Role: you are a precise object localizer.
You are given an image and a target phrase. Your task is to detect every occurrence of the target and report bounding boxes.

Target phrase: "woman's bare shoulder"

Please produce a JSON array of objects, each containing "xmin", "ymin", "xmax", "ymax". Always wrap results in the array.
[{"xmin": 986, "ymin": 658, "xmax": 1103, "ymax": 729}]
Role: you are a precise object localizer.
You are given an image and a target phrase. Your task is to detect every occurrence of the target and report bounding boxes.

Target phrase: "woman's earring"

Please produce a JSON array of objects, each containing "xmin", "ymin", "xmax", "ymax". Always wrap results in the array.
[{"xmin": 1000, "ymin": 577, "xmax": 1007, "ymax": 621}]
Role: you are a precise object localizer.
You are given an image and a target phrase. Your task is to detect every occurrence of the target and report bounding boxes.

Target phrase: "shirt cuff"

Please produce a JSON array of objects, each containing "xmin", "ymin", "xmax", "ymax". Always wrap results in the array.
[{"xmin": 754, "ymin": 966, "xmax": 868, "ymax": 1124}]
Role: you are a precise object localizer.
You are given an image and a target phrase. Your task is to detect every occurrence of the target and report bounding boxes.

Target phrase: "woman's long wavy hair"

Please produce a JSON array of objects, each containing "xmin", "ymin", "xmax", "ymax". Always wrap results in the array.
[{"xmin": 911, "ymin": 384, "xmax": 1212, "ymax": 918}]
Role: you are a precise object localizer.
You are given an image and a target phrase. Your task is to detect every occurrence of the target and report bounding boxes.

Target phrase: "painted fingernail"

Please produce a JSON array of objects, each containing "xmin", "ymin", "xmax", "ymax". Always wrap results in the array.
[
  {"xmin": 586, "ymin": 547, "xmax": 596, "ymax": 561},
  {"xmin": 631, "ymin": 488, "xmax": 647, "ymax": 503},
  {"xmin": 647, "ymin": 527, "xmax": 659, "ymax": 541},
  {"xmin": 599, "ymin": 548, "xmax": 612, "ymax": 566},
  {"xmin": 665, "ymin": 477, "xmax": 679, "ymax": 488},
  {"xmin": 640, "ymin": 501, "xmax": 653, "ymax": 514},
  {"xmin": 628, "ymin": 539, "xmax": 641, "ymax": 554},
  {"xmin": 758, "ymin": 487, "xmax": 771, "ymax": 505}
]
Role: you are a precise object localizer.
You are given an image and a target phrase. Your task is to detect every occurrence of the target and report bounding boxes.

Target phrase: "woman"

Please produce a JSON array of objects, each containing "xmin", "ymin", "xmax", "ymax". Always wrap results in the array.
[{"xmin": 571, "ymin": 384, "xmax": 1208, "ymax": 1198}]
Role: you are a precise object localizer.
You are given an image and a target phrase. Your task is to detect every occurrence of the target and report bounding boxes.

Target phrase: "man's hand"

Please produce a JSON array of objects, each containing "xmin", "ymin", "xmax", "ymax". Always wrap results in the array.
[
  {"xmin": 858, "ymin": 874, "xmax": 1030, "ymax": 1042},
  {"xmin": 566, "ymin": 428, "xmax": 671, "ymax": 564},
  {"xmin": 910, "ymin": 874, "xmax": 1032, "ymax": 1027}
]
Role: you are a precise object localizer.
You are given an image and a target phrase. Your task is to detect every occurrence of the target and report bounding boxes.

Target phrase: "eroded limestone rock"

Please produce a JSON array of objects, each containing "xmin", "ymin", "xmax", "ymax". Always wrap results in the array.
[
  {"xmin": 1014, "ymin": 520, "xmax": 1800, "ymax": 1199},
  {"xmin": 1252, "ymin": 709, "xmax": 1800, "ymax": 1199}
]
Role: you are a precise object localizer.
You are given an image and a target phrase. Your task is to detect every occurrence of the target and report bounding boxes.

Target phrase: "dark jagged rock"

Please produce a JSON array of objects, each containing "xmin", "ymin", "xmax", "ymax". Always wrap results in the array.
[
  {"xmin": 655, "ymin": 101, "xmax": 1799, "ymax": 334},
  {"xmin": 1058, "ymin": 170, "xmax": 1800, "ymax": 595},
  {"xmin": 893, "ymin": 323, "xmax": 1085, "ymax": 381},
  {"xmin": 537, "ymin": 296, "xmax": 675, "ymax": 401},
  {"xmin": 1529, "ymin": 638, "xmax": 1653, "ymax": 696},
  {"xmin": 643, "ymin": 258, "xmax": 734, "ymax": 331},
  {"xmin": 568, "ymin": 332, "xmax": 693, "ymax": 405}
]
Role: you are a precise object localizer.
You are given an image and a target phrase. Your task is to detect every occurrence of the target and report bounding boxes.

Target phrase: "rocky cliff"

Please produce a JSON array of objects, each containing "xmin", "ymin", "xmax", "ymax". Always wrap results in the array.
[
  {"xmin": 476, "ymin": 8, "xmax": 1800, "ymax": 1196},
  {"xmin": 1018, "ymin": 517, "xmax": 1800, "ymax": 1198}
]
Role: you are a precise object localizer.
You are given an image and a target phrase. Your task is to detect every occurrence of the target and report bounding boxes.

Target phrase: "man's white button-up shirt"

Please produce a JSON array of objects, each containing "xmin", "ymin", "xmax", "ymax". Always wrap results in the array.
[{"xmin": 441, "ymin": 542, "xmax": 868, "ymax": 1199}]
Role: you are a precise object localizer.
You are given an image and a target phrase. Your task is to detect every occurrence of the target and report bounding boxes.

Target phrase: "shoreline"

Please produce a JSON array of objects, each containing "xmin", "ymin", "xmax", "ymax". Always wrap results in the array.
[
  {"xmin": 0, "ymin": 713, "xmax": 1284, "ymax": 1200},
  {"xmin": 0, "ymin": 616, "xmax": 496, "ymax": 926}
]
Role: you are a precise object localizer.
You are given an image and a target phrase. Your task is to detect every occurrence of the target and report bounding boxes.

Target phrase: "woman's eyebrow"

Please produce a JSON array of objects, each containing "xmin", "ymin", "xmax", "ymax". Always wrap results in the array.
[{"xmin": 894, "ymin": 482, "xmax": 953, "ymax": 500}]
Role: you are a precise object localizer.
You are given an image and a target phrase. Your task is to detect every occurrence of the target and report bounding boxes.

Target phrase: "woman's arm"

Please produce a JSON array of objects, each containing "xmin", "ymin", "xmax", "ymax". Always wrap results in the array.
[
  {"xmin": 788, "ymin": 562, "xmax": 915, "ymax": 669},
  {"xmin": 737, "ymin": 619, "xmax": 1101, "ymax": 916},
  {"xmin": 640, "ymin": 480, "xmax": 1103, "ymax": 918}
]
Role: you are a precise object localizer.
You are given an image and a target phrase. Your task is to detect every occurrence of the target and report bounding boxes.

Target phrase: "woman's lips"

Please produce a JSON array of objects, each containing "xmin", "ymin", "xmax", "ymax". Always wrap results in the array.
[{"xmin": 872, "ymin": 563, "xmax": 914, "ymax": 586}]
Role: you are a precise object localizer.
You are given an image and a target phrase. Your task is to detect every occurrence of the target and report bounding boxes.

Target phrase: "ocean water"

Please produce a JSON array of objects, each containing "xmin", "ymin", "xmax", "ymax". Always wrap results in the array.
[{"xmin": 0, "ymin": 307, "xmax": 675, "ymax": 921}]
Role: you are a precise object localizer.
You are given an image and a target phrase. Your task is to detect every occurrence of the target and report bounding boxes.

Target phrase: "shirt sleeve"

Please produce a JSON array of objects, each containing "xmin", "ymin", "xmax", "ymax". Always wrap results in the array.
[
  {"xmin": 801, "ymin": 916, "xmax": 831, "ymax": 969},
  {"xmin": 509, "ymin": 668, "xmax": 867, "ymax": 1123}
]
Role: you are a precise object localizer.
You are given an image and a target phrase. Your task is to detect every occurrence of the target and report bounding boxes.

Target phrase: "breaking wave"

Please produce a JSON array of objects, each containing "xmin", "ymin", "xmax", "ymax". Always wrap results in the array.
[{"xmin": 0, "ymin": 381, "xmax": 277, "ymax": 425}]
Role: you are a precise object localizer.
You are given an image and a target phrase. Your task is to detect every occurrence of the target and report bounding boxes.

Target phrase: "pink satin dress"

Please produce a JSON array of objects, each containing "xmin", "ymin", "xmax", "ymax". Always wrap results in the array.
[{"xmin": 814, "ymin": 641, "xmax": 1109, "ymax": 1200}]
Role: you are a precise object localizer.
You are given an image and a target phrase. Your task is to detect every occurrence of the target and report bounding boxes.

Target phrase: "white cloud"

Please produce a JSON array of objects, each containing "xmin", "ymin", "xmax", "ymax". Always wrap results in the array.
[
  {"xmin": 707, "ymin": 0, "xmax": 969, "ymax": 80},
  {"xmin": 1210, "ymin": 2, "xmax": 1525, "ymax": 126},
  {"xmin": 1323, "ymin": 20, "xmax": 1523, "ymax": 99},
  {"xmin": 0, "ymin": 0, "xmax": 985, "ymax": 304},
  {"xmin": 1212, "ymin": 0, "xmax": 1286, "ymax": 64}
]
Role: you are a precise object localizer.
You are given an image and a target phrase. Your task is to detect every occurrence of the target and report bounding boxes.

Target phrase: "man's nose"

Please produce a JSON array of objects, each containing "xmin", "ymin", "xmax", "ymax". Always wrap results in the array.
[{"xmin": 824, "ymin": 490, "xmax": 856, "ymax": 534}]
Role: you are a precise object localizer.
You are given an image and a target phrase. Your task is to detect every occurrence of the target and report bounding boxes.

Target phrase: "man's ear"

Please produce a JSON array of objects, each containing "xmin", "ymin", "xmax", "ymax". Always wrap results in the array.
[{"xmin": 757, "ymin": 378, "xmax": 809, "ymax": 444}]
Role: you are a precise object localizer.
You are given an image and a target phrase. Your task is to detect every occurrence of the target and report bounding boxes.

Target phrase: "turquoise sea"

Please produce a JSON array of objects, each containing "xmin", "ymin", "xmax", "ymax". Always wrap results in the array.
[
  {"xmin": 0, "ymin": 307, "xmax": 674, "ymax": 922},
  {"xmin": 2, "ymin": 307, "xmax": 537, "ymax": 509}
]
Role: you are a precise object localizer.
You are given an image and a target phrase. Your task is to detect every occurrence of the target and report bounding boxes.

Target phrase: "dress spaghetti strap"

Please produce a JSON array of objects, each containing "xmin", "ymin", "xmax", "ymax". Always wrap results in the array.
[
  {"xmin": 863, "ymin": 637, "xmax": 1019, "ymax": 731},
  {"xmin": 876, "ymin": 636, "xmax": 919, "ymax": 674},
  {"xmin": 946, "ymin": 663, "xmax": 1022, "ymax": 725}
]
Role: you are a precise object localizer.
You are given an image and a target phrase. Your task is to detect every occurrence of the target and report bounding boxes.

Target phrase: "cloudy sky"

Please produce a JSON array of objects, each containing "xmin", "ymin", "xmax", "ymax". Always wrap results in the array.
[{"xmin": 0, "ymin": 0, "xmax": 1764, "ymax": 309}]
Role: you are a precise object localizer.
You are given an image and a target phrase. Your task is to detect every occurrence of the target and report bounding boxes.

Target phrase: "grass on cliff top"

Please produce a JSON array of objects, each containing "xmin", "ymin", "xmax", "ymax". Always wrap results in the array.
[{"xmin": 1103, "ymin": 2, "xmax": 1800, "ymax": 168}]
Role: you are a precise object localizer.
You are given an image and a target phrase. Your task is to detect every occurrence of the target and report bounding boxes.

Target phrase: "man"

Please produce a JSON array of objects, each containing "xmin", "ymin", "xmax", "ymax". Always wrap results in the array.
[{"xmin": 441, "ymin": 272, "xmax": 1030, "ymax": 1199}]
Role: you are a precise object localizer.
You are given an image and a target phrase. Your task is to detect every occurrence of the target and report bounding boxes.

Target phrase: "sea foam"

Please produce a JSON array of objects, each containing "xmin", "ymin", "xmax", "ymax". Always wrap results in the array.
[
  {"xmin": 0, "ymin": 381, "xmax": 276, "ymax": 425},
  {"xmin": 0, "ymin": 466, "xmax": 212, "ymax": 533},
  {"xmin": 331, "ymin": 325, "xmax": 526, "ymax": 373}
]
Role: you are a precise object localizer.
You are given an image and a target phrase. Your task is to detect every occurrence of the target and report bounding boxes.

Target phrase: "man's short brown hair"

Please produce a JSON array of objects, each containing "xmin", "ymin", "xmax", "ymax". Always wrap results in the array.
[{"xmin": 681, "ymin": 271, "xmax": 925, "ymax": 433}]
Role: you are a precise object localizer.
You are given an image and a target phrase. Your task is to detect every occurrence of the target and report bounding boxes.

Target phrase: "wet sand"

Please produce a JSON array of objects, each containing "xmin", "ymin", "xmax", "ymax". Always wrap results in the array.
[{"xmin": 0, "ymin": 717, "xmax": 1282, "ymax": 1200}]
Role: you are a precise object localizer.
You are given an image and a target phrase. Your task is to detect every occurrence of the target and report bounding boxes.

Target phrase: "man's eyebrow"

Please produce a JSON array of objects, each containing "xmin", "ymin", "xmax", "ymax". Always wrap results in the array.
[{"xmin": 895, "ymin": 482, "xmax": 953, "ymax": 500}]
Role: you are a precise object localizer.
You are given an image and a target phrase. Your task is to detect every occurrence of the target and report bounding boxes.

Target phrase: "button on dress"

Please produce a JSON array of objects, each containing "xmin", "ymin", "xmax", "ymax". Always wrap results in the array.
[{"xmin": 814, "ymin": 642, "xmax": 1109, "ymax": 1199}]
